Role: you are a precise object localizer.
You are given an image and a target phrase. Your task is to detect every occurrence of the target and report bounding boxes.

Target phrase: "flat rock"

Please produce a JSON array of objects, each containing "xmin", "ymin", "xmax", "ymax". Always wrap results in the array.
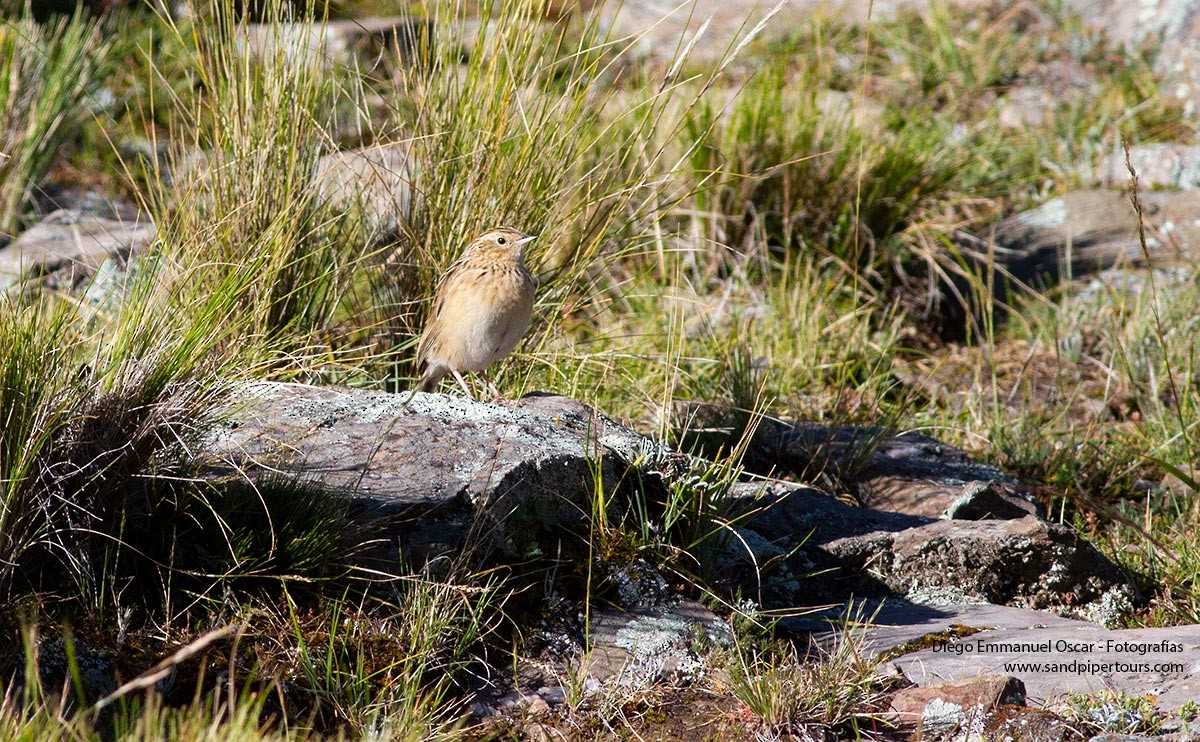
[
  {"xmin": 1097, "ymin": 143, "xmax": 1200, "ymax": 190},
  {"xmin": 845, "ymin": 431, "xmax": 1035, "ymax": 517},
  {"xmin": 812, "ymin": 599, "xmax": 1200, "ymax": 718},
  {"xmin": 968, "ymin": 190, "xmax": 1200, "ymax": 290},
  {"xmin": 805, "ymin": 599, "xmax": 1093, "ymax": 657},
  {"xmin": 589, "ymin": 0, "xmax": 990, "ymax": 63},
  {"xmin": 200, "ymin": 383, "xmax": 657, "ymax": 560},
  {"xmin": 0, "ymin": 209, "xmax": 156, "ymax": 290},
  {"xmin": 732, "ymin": 484, "xmax": 1132, "ymax": 619},
  {"xmin": 585, "ymin": 599, "xmax": 733, "ymax": 689},
  {"xmin": 680, "ymin": 406, "xmax": 1037, "ymax": 518}
]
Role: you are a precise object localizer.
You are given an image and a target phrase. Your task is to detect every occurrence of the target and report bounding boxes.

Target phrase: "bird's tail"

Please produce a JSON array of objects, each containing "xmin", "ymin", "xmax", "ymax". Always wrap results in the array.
[{"xmin": 417, "ymin": 368, "xmax": 443, "ymax": 393}]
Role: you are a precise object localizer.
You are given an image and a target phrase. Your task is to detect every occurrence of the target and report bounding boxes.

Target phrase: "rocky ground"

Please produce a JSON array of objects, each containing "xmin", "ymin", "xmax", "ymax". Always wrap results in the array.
[
  {"xmin": 192, "ymin": 380, "xmax": 1199, "ymax": 739},
  {"xmin": 6, "ymin": 0, "xmax": 1200, "ymax": 738}
]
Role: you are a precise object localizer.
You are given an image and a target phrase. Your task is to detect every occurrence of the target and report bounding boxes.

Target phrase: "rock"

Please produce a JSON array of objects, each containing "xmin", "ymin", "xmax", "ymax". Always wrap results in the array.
[
  {"xmin": 815, "ymin": 89, "xmax": 886, "ymax": 133},
  {"xmin": 29, "ymin": 186, "xmax": 142, "ymax": 222},
  {"xmin": 888, "ymin": 622, "xmax": 1200, "ymax": 715},
  {"xmin": 985, "ymin": 706, "xmax": 1077, "ymax": 741},
  {"xmin": 0, "ymin": 632, "xmax": 120, "ymax": 704},
  {"xmin": 732, "ymin": 483, "xmax": 1132, "ymax": 618},
  {"xmin": 887, "ymin": 675, "xmax": 1026, "ymax": 723},
  {"xmin": 804, "ymin": 599, "xmax": 1094, "ymax": 657},
  {"xmin": 1097, "ymin": 143, "xmax": 1200, "ymax": 190},
  {"xmin": 199, "ymin": 383, "xmax": 661, "ymax": 562},
  {"xmin": 1075, "ymin": 266, "xmax": 1195, "ymax": 304},
  {"xmin": 678, "ymin": 403, "xmax": 1037, "ymax": 517},
  {"xmin": 0, "ymin": 208, "xmax": 156, "ymax": 291},
  {"xmin": 1063, "ymin": 0, "xmax": 1200, "ymax": 117},
  {"xmin": 588, "ymin": 0, "xmax": 991, "ymax": 63},
  {"xmin": 314, "ymin": 142, "xmax": 416, "ymax": 239},
  {"xmin": 584, "ymin": 598, "xmax": 733, "ymax": 689},
  {"xmin": 811, "ymin": 600, "xmax": 1200, "ymax": 720},
  {"xmin": 324, "ymin": 17, "xmax": 430, "ymax": 61},
  {"xmin": 997, "ymin": 85, "xmax": 1055, "ymax": 130},
  {"xmin": 996, "ymin": 55, "xmax": 1101, "ymax": 130},
  {"xmin": 602, "ymin": 559, "xmax": 671, "ymax": 609},
  {"xmin": 238, "ymin": 18, "xmax": 429, "ymax": 70},
  {"xmin": 1159, "ymin": 466, "xmax": 1200, "ymax": 499},
  {"xmin": 825, "ymin": 515, "xmax": 1132, "ymax": 619},
  {"xmin": 237, "ymin": 22, "xmax": 351, "ymax": 68},
  {"xmin": 589, "ymin": 0, "xmax": 792, "ymax": 63},
  {"xmin": 522, "ymin": 721, "xmax": 559, "ymax": 741},
  {"xmin": 523, "ymin": 696, "xmax": 551, "ymax": 717},
  {"xmin": 967, "ymin": 190, "xmax": 1200, "ymax": 291},
  {"xmin": 943, "ymin": 481, "xmax": 1039, "ymax": 521}
]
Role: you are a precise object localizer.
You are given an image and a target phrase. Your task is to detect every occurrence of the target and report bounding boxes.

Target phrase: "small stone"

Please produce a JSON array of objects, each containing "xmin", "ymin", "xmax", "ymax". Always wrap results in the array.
[
  {"xmin": 888, "ymin": 675, "xmax": 1026, "ymax": 722},
  {"xmin": 604, "ymin": 559, "xmax": 670, "ymax": 609},
  {"xmin": 524, "ymin": 697, "xmax": 550, "ymax": 717},
  {"xmin": 585, "ymin": 599, "xmax": 732, "ymax": 688},
  {"xmin": 943, "ymin": 481, "xmax": 1039, "ymax": 520},
  {"xmin": 0, "ymin": 208, "xmax": 155, "ymax": 290},
  {"xmin": 997, "ymin": 86, "xmax": 1054, "ymax": 129},
  {"xmin": 522, "ymin": 722, "xmax": 558, "ymax": 742}
]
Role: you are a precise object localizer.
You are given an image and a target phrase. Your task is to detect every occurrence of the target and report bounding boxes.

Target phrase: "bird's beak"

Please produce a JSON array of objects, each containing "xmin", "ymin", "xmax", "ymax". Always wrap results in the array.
[{"xmin": 517, "ymin": 234, "xmax": 538, "ymax": 246}]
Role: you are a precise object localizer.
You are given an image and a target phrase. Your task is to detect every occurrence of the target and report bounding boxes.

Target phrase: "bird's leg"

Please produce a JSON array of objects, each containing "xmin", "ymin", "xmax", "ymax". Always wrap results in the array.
[
  {"xmin": 451, "ymin": 369, "xmax": 475, "ymax": 399},
  {"xmin": 479, "ymin": 370, "xmax": 502, "ymax": 400}
]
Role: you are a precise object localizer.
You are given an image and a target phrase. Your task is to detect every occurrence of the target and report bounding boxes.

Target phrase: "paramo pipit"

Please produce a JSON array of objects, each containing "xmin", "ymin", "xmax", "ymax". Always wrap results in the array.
[{"xmin": 415, "ymin": 227, "xmax": 537, "ymax": 398}]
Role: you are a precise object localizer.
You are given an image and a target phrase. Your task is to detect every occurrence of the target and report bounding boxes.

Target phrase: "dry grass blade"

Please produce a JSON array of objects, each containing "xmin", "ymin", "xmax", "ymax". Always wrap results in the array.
[{"xmin": 92, "ymin": 625, "xmax": 240, "ymax": 711}]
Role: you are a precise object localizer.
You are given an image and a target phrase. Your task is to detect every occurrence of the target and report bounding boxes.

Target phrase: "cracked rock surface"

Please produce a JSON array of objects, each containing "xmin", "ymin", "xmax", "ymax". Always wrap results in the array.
[{"xmin": 201, "ymin": 383, "xmax": 655, "ymax": 560}]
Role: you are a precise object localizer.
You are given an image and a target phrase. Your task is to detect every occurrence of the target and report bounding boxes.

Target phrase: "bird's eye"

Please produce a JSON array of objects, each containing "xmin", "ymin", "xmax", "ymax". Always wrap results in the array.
[{"xmin": 497, "ymin": 237, "xmax": 507, "ymax": 245}]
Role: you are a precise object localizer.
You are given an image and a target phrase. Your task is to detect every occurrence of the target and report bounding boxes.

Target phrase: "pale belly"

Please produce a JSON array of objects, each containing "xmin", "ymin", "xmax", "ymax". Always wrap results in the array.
[
  {"xmin": 454, "ymin": 304, "xmax": 532, "ymax": 371},
  {"xmin": 434, "ymin": 276, "xmax": 534, "ymax": 372}
]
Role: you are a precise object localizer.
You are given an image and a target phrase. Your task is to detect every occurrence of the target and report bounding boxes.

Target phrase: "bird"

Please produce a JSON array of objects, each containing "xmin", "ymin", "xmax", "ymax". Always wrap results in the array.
[{"xmin": 414, "ymin": 227, "xmax": 538, "ymax": 399}]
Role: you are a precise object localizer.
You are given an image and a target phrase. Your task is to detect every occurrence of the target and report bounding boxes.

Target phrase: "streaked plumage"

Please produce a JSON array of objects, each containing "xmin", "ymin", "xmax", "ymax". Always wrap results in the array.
[{"xmin": 415, "ymin": 227, "xmax": 537, "ymax": 398}]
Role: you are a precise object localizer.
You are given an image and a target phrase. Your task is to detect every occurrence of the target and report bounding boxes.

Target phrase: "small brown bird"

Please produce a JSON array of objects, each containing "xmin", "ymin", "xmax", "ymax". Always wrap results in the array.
[{"xmin": 415, "ymin": 227, "xmax": 537, "ymax": 398}]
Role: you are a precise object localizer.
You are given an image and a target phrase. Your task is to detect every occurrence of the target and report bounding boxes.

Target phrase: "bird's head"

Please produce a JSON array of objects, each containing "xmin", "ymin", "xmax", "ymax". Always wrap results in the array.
[{"xmin": 469, "ymin": 227, "xmax": 537, "ymax": 261}]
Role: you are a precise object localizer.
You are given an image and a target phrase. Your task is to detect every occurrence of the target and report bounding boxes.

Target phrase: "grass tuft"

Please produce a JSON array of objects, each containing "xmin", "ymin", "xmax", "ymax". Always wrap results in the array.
[{"xmin": 0, "ymin": 10, "xmax": 116, "ymax": 237}]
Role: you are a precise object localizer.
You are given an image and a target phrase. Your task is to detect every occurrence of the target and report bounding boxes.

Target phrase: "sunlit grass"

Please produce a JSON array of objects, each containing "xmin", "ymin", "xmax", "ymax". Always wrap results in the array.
[{"xmin": 0, "ymin": 10, "xmax": 116, "ymax": 236}]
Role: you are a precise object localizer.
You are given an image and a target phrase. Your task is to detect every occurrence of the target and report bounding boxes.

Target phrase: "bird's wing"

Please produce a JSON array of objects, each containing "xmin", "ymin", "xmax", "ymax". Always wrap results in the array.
[{"xmin": 416, "ymin": 254, "xmax": 471, "ymax": 367}]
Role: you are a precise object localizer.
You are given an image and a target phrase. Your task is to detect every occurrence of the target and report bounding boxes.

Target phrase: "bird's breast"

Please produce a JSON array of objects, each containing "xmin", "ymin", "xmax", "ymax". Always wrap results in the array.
[{"xmin": 437, "ymin": 267, "xmax": 535, "ymax": 371}]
